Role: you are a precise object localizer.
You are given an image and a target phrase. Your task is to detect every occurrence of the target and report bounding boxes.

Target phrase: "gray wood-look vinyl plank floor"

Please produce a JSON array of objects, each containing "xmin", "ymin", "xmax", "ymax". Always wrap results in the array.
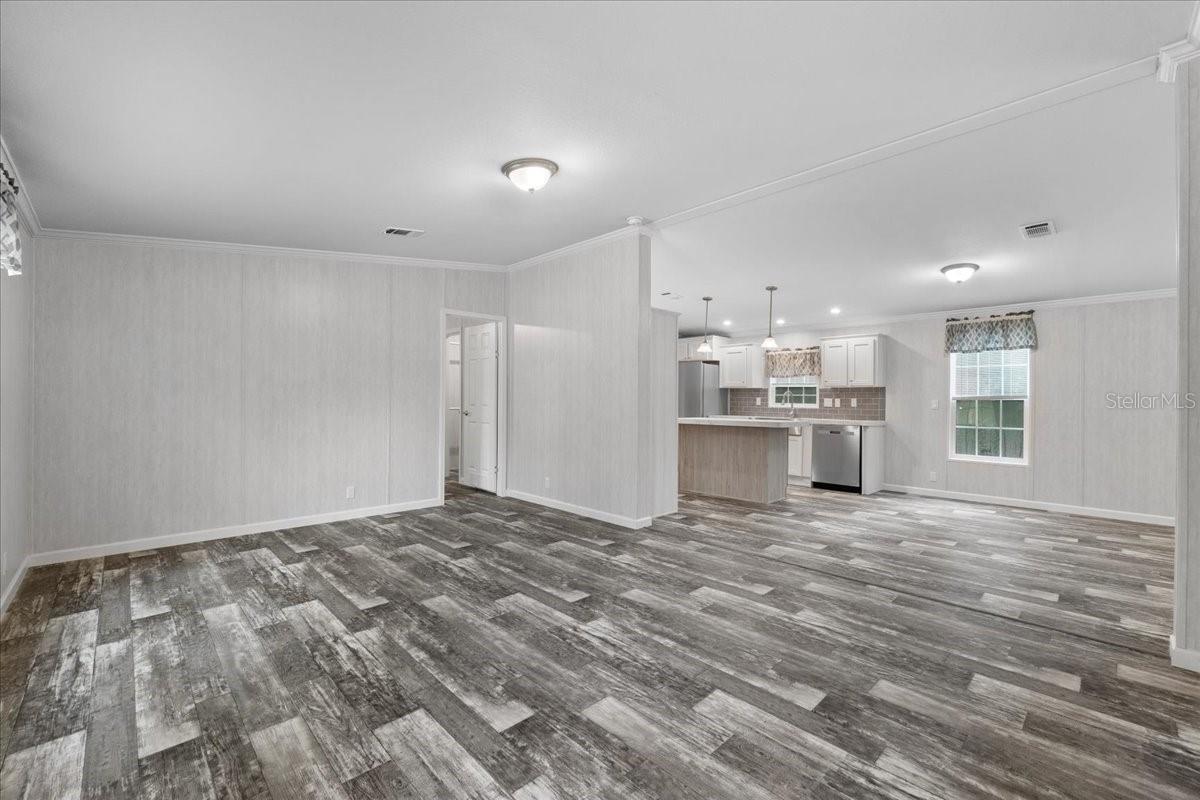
[{"xmin": 0, "ymin": 482, "xmax": 1196, "ymax": 799}]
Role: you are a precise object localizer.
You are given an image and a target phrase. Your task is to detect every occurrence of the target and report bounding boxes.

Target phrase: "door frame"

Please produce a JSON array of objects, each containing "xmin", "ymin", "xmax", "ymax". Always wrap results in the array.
[{"xmin": 439, "ymin": 308, "xmax": 508, "ymax": 503}]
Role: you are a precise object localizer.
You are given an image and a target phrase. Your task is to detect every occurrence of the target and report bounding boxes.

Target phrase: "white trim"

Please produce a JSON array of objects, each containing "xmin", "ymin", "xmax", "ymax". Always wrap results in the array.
[
  {"xmin": 1158, "ymin": 3, "xmax": 1200, "ymax": 83},
  {"xmin": 506, "ymin": 490, "xmax": 652, "ymax": 530},
  {"xmin": 1159, "ymin": 39, "xmax": 1200, "ymax": 83},
  {"xmin": 506, "ymin": 224, "xmax": 646, "ymax": 271},
  {"xmin": 0, "ymin": 556, "xmax": 32, "ymax": 616},
  {"xmin": 0, "ymin": 136, "xmax": 42, "ymax": 236},
  {"xmin": 724, "ymin": 288, "xmax": 1179, "ymax": 338},
  {"xmin": 33, "ymin": 228, "xmax": 506, "ymax": 272},
  {"xmin": 654, "ymin": 57, "xmax": 1157, "ymax": 230},
  {"xmin": 1170, "ymin": 635, "xmax": 1200, "ymax": 672},
  {"xmin": 14, "ymin": 499, "xmax": 442, "ymax": 571},
  {"xmin": 881, "ymin": 483, "xmax": 1174, "ymax": 527},
  {"xmin": 439, "ymin": 309, "xmax": 508, "ymax": 503}
]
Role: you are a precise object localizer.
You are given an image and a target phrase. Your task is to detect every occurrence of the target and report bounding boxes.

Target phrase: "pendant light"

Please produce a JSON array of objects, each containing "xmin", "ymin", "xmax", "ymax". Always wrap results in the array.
[
  {"xmin": 696, "ymin": 296, "xmax": 714, "ymax": 355},
  {"xmin": 761, "ymin": 286, "xmax": 779, "ymax": 350}
]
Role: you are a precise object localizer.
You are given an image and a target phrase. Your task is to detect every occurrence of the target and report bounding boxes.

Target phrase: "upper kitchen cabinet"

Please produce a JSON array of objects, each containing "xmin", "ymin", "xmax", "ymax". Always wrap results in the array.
[
  {"xmin": 821, "ymin": 334, "xmax": 886, "ymax": 387},
  {"xmin": 677, "ymin": 335, "xmax": 729, "ymax": 361},
  {"xmin": 718, "ymin": 342, "xmax": 766, "ymax": 388}
]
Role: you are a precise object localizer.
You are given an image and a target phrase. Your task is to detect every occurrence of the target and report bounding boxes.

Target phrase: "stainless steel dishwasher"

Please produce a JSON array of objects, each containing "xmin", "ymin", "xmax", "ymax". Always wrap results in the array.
[{"xmin": 811, "ymin": 424, "xmax": 862, "ymax": 492}]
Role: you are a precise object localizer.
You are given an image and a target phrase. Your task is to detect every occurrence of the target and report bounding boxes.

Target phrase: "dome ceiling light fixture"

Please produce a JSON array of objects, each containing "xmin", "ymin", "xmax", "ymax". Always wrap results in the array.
[
  {"xmin": 502, "ymin": 158, "xmax": 559, "ymax": 193},
  {"xmin": 941, "ymin": 263, "xmax": 980, "ymax": 283}
]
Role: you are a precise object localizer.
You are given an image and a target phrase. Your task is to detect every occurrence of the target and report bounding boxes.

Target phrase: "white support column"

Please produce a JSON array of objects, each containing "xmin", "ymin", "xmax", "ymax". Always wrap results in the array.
[{"xmin": 1174, "ymin": 58, "xmax": 1200, "ymax": 672}]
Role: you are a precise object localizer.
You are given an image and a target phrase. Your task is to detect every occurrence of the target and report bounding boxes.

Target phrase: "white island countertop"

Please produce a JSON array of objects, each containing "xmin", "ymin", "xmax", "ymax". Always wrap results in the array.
[
  {"xmin": 678, "ymin": 416, "xmax": 796, "ymax": 429},
  {"xmin": 680, "ymin": 416, "xmax": 886, "ymax": 428}
]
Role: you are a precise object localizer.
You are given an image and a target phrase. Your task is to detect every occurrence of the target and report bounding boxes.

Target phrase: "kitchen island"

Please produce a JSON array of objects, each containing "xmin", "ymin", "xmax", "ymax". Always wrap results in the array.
[{"xmin": 678, "ymin": 417, "xmax": 792, "ymax": 503}]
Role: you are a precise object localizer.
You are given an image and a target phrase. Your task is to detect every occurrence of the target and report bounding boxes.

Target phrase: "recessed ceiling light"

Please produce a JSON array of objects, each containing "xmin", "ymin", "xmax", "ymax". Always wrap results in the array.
[
  {"xmin": 502, "ymin": 158, "xmax": 558, "ymax": 192},
  {"xmin": 722, "ymin": 320, "xmax": 732, "ymax": 326},
  {"xmin": 830, "ymin": 307, "xmax": 841, "ymax": 315},
  {"xmin": 941, "ymin": 263, "xmax": 980, "ymax": 283}
]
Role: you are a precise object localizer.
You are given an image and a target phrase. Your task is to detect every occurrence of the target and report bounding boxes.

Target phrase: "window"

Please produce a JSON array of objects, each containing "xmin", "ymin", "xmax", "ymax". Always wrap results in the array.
[
  {"xmin": 769, "ymin": 376, "xmax": 819, "ymax": 408},
  {"xmin": 950, "ymin": 348, "xmax": 1029, "ymax": 463}
]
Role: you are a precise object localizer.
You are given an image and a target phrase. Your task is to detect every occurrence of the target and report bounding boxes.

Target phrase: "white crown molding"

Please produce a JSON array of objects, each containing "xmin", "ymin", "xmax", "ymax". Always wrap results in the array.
[
  {"xmin": 506, "ymin": 224, "xmax": 648, "ymax": 271},
  {"xmin": 0, "ymin": 135, "xmax": 43, "ymax": 236},
  {"xmin": 34, "ymin": 227, "xmax": 507, "ymax": 272},
  {"xmin": 1158, "ymin": 1, "xmax": 1200, "ymax": 82},
  {"xmin": 655, "ymin": 57, "xmax": 1158, "ymax": 231},
  {"xmin": 719, "ymin": 287, "xmax": 1179, "ymax": 338}
]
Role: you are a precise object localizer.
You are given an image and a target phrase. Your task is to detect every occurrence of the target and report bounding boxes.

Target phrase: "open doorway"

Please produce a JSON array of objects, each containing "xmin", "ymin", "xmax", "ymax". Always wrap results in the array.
[{"xmin": 440, "ymin": 309, "xmax": 507, "ymax": 501}]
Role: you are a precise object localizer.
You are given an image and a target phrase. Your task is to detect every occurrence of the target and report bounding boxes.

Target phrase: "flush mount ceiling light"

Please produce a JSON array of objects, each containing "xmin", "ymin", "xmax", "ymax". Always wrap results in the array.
[
  {"xmin": 830, "ymin": 307, "xmax": 842, "ymax": 315},
  {"xmin": 502, "ymin": 158, "xmax": 558, "ymax": 193},
  {"xmin": 761, "ymin": 286, "xmax": 780, "ymax": 350},
  {"xmin": 941, "ymin": 263, "xmax": 980, "ymax": 283},
  {"xmin": 722, "ymin": 319, "xmax": 732, "ymax": 327},
  {"xmin": 696, "ymin": 296, "xmax": 715, "ymax": 354}
]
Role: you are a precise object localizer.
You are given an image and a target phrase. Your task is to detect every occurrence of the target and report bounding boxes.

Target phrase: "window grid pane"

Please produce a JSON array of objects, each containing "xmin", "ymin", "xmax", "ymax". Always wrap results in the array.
[{"xmin": 950, "ymin": 351, "xmax": 1028, "ymax": 461}]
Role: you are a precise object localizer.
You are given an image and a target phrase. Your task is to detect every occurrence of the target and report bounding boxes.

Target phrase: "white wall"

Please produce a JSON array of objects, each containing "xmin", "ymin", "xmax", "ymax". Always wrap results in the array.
[
  {"xmin": 726, "ymin": 295, "xmax": 1177, "ymax": 520},
  {"xmin": 0, "ymin": 230, "xmax": 34, "ymax": 607},
  {"xmin": 30, "ymin": 235, "xmax": 504, "ymax": 557},
  {"xmin": 508, "ymin": 231, "xmax": 671, "ymax": 526}
]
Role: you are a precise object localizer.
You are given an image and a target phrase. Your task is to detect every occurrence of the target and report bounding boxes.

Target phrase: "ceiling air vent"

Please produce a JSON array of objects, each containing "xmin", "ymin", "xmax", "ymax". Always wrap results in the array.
[
  {"xmin": 1021, "ymin": 220, "xmax": 1056, "ymax": 239},
  {"xmin": 384, "ymin": 227, "xmax": 426, "ymax": 238}
]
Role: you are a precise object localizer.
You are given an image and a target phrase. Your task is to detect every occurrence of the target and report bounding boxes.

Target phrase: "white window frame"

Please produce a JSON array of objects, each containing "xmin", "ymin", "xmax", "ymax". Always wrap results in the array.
[
  {"xmin": 948, "ymin": 348, "xmax": 1031, "ymax": 466},
  {"xmin": 768, "ymin": 376, "xmax": 820, "ymax": 409}
]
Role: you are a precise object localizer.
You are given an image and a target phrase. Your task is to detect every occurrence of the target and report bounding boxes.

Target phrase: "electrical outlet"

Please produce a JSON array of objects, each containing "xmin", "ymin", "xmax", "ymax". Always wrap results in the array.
[
  {"xmin": 850, "ymin": 398, "xmax": 858, "ymax": 408},
  {"xmin": 345, "ymin": 486, "xmax": 355, "ymax": 500},
  {"xmin": 834, "ymin": 398, "xmax": 841, "ymax": 408},
  {"xmin": 823, "ymin": 398, "xmax": 833, "ymax": 408},
  {"xmin": 930, "ymin": 399, "xmax": 939, "ymax": 410},
  {"xmin": 544, "ymin": 476, "xmax": 551, "ymax": 489},
  {"xmin": 755, "ymin": 396, "xmax": 762, "ymax": 406},
  {"xmin": 929, "ymin": 471, "xmax": 937, "ymax": 483}
]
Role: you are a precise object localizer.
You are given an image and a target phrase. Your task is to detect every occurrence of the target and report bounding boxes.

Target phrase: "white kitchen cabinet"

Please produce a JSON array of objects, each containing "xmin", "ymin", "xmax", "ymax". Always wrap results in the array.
[
  {"xmin": 677, "ymin": 335, "xmax": 729, "ymax": 362},
  {"xmin": 821, "ymin": 334, "xmax": 885, "ymax": 387},
  {"xmin": 787, "ymin": 426, "xmax": 813, "ymax": 481},
  {"xmin": 718, "ymin": 342, "xmax": 765, "ymax": 388}
]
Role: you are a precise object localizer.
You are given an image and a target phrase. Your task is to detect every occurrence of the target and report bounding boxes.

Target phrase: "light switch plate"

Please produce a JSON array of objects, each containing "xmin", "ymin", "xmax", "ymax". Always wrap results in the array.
[
  {"xmin": 850, "ymin": 398, "xmax": 858, "ymax": 408},
  {"xmin": 834, "ymin": 398, "xmax": 841, "ymax": 408},
  {"xmin": 931, "ymin": 399, "xmax": 939, "ymax": 410},
  {"xmin": 755, "ymin": 396, "xmax": 762, "ymax": 406}
]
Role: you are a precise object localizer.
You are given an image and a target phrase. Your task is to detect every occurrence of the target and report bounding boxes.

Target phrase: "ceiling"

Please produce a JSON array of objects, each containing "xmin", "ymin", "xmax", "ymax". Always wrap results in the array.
[
  {"xmin": 657, "ymin": 74, "xmax": 1179, "ymax": 335},
  {"xmin": 1, "ymin": 0, "xmax": 1193, "ymax": 272}
]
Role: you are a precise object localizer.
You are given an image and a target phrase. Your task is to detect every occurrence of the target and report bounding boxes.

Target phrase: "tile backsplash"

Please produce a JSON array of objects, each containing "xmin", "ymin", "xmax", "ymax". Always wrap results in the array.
[{"xmin": 728, "ymin": 387, "xmax": 885, "ymax": 420}]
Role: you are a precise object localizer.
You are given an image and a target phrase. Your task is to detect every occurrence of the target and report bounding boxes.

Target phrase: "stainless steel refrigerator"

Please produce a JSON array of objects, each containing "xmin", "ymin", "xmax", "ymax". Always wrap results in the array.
[{"xmin": 678, "ymin": 361, "xmax": 727, "ymax": 417}]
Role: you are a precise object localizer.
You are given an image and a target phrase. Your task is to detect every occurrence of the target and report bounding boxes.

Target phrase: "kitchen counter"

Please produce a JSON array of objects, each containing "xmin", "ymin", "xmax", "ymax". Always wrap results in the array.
[
  {"xmin": 697, "ymin": 415, "xmax": 886, "ymax": 428},
  {"xmin": 678, "ymin": 416, "xmax": 795, "ymax": 428}
]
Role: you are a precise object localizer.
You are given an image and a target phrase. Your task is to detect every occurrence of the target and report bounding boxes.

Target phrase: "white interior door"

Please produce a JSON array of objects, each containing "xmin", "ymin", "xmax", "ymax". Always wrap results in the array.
[
  {"xmin": 445, "ymin": 334, "xmax": 461, "ymax": 477},
  {"xmin": 461, "ymin": 321, "xmax": 498, "ymax": 492}
]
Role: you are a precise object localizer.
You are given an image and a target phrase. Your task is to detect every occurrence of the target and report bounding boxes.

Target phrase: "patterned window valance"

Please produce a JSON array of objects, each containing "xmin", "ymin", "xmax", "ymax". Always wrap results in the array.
[
  {"xmin": 1, "ymin": 159, "xmax": 22, "ymax": 277},
  {"xmin": 766, "ymin": 347, "xmax": 821, "ymax": 377},
  {"xmin": 945, "ymin": 311, "xmax": 1037, "ymax": 354}
]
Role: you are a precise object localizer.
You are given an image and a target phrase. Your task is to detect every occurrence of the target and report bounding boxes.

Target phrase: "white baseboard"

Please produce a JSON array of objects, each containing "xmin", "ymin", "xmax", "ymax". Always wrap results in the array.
[
  {"xmin": 18, "ymin": 498, "xmax": 443, "ymax": 572},
  {"xmin": 1170, "ymin": 635, "xmax": 1200, "ymax": 672},
  {"xmin": 881, "ymin": 484, "xmax": 1174, "ymax": 527},
  {"xmin": 506, "ymin": 490, "xmax": 652, "ymax": 529},
  {"xmin": 0, "ymin": 555, "xmax": 33, "ymax": 616}
]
